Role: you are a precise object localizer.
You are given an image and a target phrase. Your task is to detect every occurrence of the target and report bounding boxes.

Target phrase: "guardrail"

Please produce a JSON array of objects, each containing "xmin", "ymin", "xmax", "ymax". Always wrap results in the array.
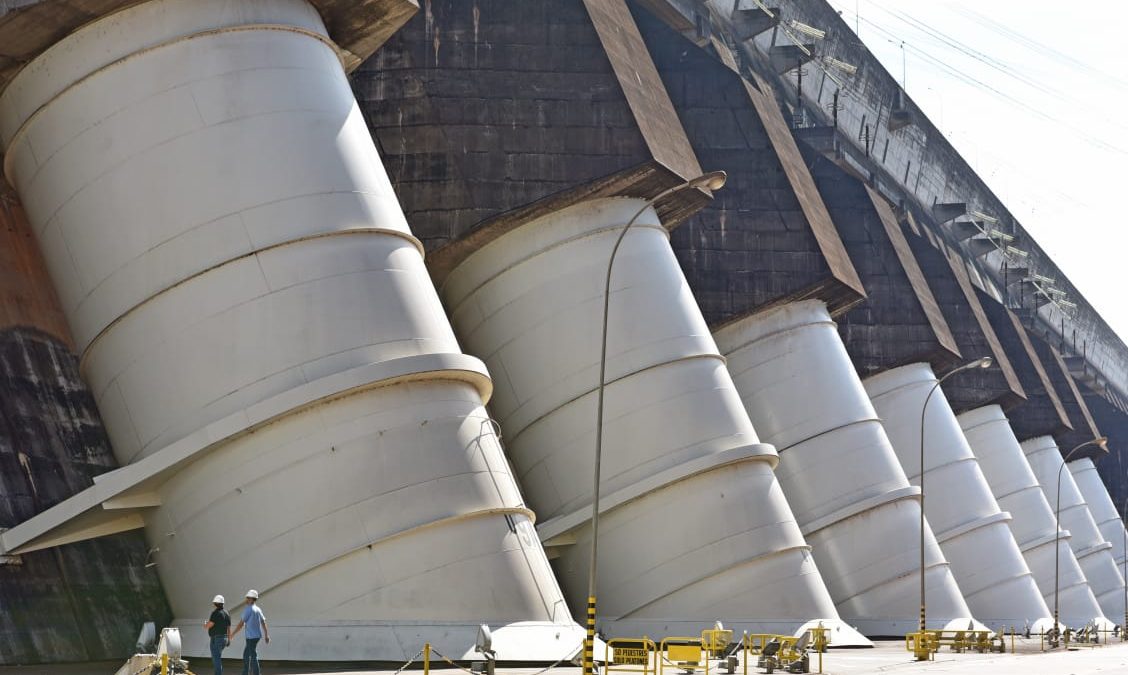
[
  {"xmin": 606, "ymin": 637, "xmax": 657, "ymax": 675},
  {"xmin": 659, "ymin": 637, "xmax": 710, "ymax": 675},
  {"xmin": 741, "ymin": 627, "xmax": 826, "ymax": 674},
  {"xmin": 388, "ymin": 624, "xmax": 830, "ymax": 675},
  {"xmin": 905, "ymin": 628, "xmax": 1006, "ymax": 660}
]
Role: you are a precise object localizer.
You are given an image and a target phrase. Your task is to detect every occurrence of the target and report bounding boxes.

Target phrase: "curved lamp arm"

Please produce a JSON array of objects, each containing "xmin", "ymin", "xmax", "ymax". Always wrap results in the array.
[
  {"xmin": 916, "ymin": 356, "xmax": 992, "ymax": 637},
  {"xmin": 1053, "ymin": 436, "xmax": 1109, "ymax": 632},
  {"xmin": 583, "ymin": 170, "xmax": 726, "ymax": 675}
]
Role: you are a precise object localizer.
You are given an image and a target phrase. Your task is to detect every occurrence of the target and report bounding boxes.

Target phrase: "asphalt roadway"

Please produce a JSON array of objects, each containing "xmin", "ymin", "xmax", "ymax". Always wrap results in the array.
[{"xmin": 4, "ymin": 639, "xmax": 1128, "ymax": 674}]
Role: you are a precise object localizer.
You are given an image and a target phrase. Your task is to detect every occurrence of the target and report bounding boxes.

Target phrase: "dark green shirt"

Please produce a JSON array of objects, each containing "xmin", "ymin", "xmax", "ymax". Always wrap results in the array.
[{"xmin": 208, "ymin": 608, "xmax": 230, "ymax": 638}]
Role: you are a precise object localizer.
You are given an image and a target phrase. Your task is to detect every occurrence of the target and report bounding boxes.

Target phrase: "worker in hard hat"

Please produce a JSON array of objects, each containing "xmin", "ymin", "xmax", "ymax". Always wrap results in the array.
[
  {"xmin": 231, "ymin": 589, "xmax": 269, "ymax": 675},
  {"xmin": 204, "ymin": 594, "xmax": 232, "ymax": 675}
]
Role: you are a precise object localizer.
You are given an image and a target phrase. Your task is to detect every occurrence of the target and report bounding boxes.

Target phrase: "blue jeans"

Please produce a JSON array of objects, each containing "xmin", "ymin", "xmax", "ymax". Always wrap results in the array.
[
  {"xmin": 209, "ymin": 635, "xmax": 226, "ymax": 675},
  {"xmin": 242, "ymin": 637, "xmax": 261, "ymax": 675}
]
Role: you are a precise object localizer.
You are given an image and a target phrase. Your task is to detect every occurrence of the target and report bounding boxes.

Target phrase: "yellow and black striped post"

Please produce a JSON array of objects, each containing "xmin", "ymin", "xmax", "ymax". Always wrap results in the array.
[{"xmin": 583, "ymin": 596, "xmax": 596, "ymax": 675}]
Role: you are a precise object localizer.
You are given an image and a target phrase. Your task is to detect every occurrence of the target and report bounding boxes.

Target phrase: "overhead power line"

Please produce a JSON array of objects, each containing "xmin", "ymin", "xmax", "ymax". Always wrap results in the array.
[{"xmin": 828, "ymin": 1, "xmax": 1128, "ymax": 156}]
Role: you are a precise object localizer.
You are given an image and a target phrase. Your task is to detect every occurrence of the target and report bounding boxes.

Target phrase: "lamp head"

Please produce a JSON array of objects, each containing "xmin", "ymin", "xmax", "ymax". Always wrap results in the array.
[
  {"xmin": 688, "ymin": 170, "xmax": 728, "ymax": 191},
  {"xmin": 947, "ymin": 356, "xmax": 992, "ymax": 377},
  {"xmin": 1065, "ymin": 436, "xmax": 1110, "ymax": 461}
]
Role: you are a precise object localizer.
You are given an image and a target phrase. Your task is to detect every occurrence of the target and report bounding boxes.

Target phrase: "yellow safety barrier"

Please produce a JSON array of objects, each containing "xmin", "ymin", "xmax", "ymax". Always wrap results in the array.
[
  {"xmin": 905, "ymin": 631, "xmax": 936, "ymax": 661},
  {"xmin": 907, "ymin": 628, "xmax": 1005, "ymax": 658},
  {"xmin": 1067, "ymin": 625, "xmax": 1114, "ymax": 648},
  {"xmin": 606, "ymin": 637, "xmax": 657, "ymax": 675},
  {"xmin": 741, "ymin": 633, "xmax": 808, "ymax": 674},
  {"xmin": 1102, "ymin": 627, "xmax": 1116, "ymax": 645},
  {"xmin": 700, "ymin": 628, "xmax": 733, "ymax": 658},
  {"xmin": 659, "ymin": 637, "xmax": 708, "ymax": 675},
  {"xmin": 809, "ymin": 625, "xmax": 827, "ymax": 654},
  {"xmin": 809, "ymin": 624, "xmax": 828, "ymax": 673},
  {"xmin": 1041, "ymin": 626, "xmax": 1072, "ymax": 651}
]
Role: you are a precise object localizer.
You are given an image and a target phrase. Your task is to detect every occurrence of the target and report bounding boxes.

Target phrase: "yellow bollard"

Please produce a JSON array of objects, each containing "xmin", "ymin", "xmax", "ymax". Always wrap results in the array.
[
  {"xmin": 812, "ymin": 623, "xmax": 827, "ymax": 674},
  {"xmin": 160, "ymin": 653, "xmax": 169, "ymax": 675},
  {"xmin": 424, "ymin": 642, "xmax": 431, "ymax": 675},
  {"xmin": 741, "ymin": 631, "xmax": 748, "ymax": 675}
]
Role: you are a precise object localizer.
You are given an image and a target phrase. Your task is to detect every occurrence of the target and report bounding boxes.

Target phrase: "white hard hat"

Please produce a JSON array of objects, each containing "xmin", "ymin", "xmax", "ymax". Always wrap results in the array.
[
  {"xmin": 245, "ymin": 589, "xmax": 259, "ymax": 599},
  {"xmin": 212, "ymin": 595, "xmax": 225, "ymax": 604}
]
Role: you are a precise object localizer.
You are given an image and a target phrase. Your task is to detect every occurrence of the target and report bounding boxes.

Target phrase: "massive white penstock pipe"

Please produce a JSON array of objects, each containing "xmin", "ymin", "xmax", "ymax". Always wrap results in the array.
[
  {"xmin": 1023, "ymin": 435, "xmax": 1126, "ymax": 619},
  {"xmin": 715, "ymin": 300, "xmax": 971, "ymax": 635},
  {"xmin": 958, "ymin": 406, "xmax": 1104, "ymax": 628},
  {"xmin": 0, "ymin": 0, "xmax": 581, "ymax": 661},
  {"xmin": 441, "ymin": 198, "xmax": 868, "ymax": 645},
  {"xmin": 1070, "ymin": 459, "xmax": 1128, "ymax": 575},
  {"xmin": 865, "ymin": 364, "xmax": 1051, "ymax": 627},
  {"xmin": 1023, "ymin": 437, "xmax": 1126, "ymax": 619}
]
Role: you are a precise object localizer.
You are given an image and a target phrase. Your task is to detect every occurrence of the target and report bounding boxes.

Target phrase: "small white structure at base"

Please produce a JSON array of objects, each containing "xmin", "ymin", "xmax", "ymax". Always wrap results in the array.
[{"xmin": 115, "ymin": 628, "xmax": 187, "ymax": 675}]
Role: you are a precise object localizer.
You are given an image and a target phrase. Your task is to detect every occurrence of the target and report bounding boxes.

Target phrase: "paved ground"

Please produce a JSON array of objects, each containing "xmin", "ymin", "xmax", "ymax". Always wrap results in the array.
[
  {"xmin": 5, "ymin": 639, "xmax": 1128, "ymax": 674},
  {"xmin": 821, "ymin": 637, "xmax": 1128, "ymax": 673}
]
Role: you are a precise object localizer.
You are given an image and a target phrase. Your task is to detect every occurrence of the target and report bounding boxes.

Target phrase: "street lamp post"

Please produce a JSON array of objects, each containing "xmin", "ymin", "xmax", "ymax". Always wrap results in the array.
[
  {"xmin": 582, "ymin": 171, "xmax": 727, "ymax": 675},
  {"xmin": 1052, "ymin": 436, "xmax": 1109, "ymax": 639},
  {"xmin": 917, "ymin": 356, "xmax": 992, "ymax": 652}
]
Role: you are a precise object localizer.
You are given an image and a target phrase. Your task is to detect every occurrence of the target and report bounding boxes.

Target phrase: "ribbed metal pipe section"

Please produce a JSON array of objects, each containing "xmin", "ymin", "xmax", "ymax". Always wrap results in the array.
[
  {"xmin": 865, "ymin": 364, "xmax": 1050, "ymax": 626},
  {"xmin": 442, "ymin": 198, "xmax": 866, "ymax": 645},
  {"xmin": 0, "ymin": 0, "xmax": 581, "ymax": 661},
  {"xmin": 1070, "ymin": 458, "xmax": 1128, "ymax": 573},
  {"xmin": 958, "ymin": 406, "xmax": 1101, "ymax": 628},
  {"xmin": 714, "ymin": 300, "xmax": 970, "ymax": 635},
  {"xmin": 1023, "ymin": 436, "xmax": 1126, "ymax": 619}
]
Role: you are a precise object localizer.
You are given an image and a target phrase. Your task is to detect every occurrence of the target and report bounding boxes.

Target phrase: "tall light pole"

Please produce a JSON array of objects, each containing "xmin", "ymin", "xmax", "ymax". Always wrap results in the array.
[
  {"xmin": 582, "ymin": 170, "xmax": 727, "ymax": 675},
  {"xmin": 1053, "ymin": 436, "xmax": 1109, "ymax": 638},
  {"xmin": 917, "ymin": 356, "xmax": 992, "ymax": 650}
]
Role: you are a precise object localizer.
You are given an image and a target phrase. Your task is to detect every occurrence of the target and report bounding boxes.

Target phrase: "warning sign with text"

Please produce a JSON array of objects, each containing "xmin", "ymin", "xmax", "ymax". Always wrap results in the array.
[{"xmin": 612, "ymin": 641, "xmax": 650, "ymax": 665}]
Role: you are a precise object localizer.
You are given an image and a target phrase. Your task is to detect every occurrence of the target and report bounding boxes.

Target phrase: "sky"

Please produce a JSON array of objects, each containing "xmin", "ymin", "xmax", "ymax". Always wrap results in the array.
[{"xmin": 825, "ymin": 0, "xmax": 1128, "ymax": 345}]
